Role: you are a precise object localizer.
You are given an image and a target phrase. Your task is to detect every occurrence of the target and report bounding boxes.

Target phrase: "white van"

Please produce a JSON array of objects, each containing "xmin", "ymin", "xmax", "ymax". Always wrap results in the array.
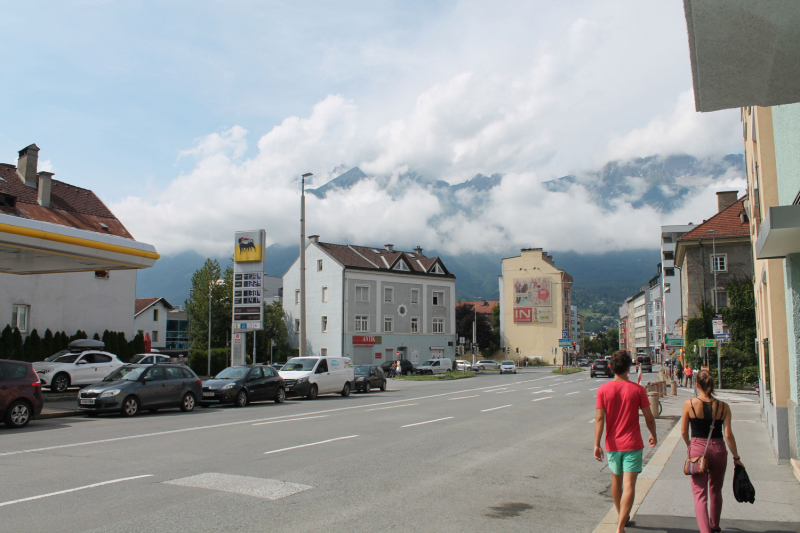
[
  {"xmin": 415, "ymin": 358, "xmax": 453, "ymax": 375},
  {"xmin": 279, "ymin": 357, "xmax": 355, "ymax": 399}
]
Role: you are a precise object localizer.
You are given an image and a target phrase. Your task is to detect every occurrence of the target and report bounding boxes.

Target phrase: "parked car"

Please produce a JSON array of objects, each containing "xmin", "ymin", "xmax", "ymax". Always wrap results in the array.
[
  {"xmin": 636, "ymin": 356, "xmax": 653, "ymax": 373},
  {"xmin": 354, "ymin": 365, "xmax": 386, "ymax": 393},
  {"xmin": 591, "ymin": 359, "xmax": 613, "ymax": 378},
  {"xmin": 279, "ymin": 357, "xmax": 355, "ymax": 399},
  {"xmin": 0, "ymin": 359, "xmax": 43, "ymax": 429},
  {"xmin": 455, "ymin": 360, "xmax": 472, "ymax": 371},
  {"xmin": 379, "ymin": 359, "xmax": 414, "ymax": 376},
  {"xmin": 129, "ymin": 354, "xmax": 171, "ymax": 365},
  {"xmin": 78, "ymin": 364, "xmax": 202, "ymax": 417},
  {"xmin": 415, "ymin": 358, "xmax": 453, "ymax": 375},
  {"xmin": 499, "ymin": 360, "xmax": 517, "ymax": 374},
  {"xmin": 578, "ymin": 358, "xmax": 590, "ymax": 367},
  {"xmin": 201, "ymin": 365, "xmax": 285, "ymax": 407},
  {"xmin": 33, "ymin": 339, "xmax": 125, "ymax": 393},
  {"xmin": 473, "ymin": 360, "xmax": 500, "ymax": 371}
]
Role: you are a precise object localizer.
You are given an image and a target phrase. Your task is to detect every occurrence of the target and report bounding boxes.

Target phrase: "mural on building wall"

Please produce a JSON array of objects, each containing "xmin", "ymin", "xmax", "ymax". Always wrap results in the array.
[{"xmin": 513, "ymin": 277, "xmax": 553, "ymax": 323}]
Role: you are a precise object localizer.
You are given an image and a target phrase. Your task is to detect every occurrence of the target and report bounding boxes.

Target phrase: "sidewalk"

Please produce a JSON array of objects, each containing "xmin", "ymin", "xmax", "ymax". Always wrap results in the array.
[{"xmin": 594, "ymin": 387, "xmax": 800, "ymax": 533}]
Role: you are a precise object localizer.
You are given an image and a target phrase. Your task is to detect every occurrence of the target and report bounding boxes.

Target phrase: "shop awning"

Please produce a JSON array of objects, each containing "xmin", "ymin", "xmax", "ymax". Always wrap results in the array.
[{"xmin": 755, "ymin": 205, "xmax": 800, "ymax": 259}]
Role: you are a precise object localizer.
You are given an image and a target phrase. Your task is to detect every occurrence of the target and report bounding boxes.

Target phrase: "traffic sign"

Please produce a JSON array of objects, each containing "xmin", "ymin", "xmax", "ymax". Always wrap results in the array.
[
  {"xmin": 715, "ymin": 333, "xmax": 731, "ymax": 340},
  {"xmin": 665, "ymin": 335, "xmax": 684, "ymax": 347},
  {"xmin": 558, "ymin": 338, "xmax": 572, "ymax": 347},
  {"xmin": 698, "ymin": 339, "xmax": 716, "ymax": 347},
  {"xmin": 562, "ymin": 330, "xmax": 569, "ymax": 338}
]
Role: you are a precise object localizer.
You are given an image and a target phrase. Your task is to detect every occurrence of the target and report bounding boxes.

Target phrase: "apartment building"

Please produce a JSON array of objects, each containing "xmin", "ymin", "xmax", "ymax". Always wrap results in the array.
[
  {"xmin": 648, "ymin": 270, "xmax": 663, "ymax": 362},
  {"xmin": 632, "ymin": 290, "xmax": 648, "ymax": 356},
  {"xmin": 283, "ymin": 238, "xmax": 457, "ymax": 365},
  {"xmin": 618, "ymin": 305, "xmax": 628, "ymax": 352},
  {"xmin": 499, "ymin": 248, "xmax": 573, "ymax": 365},
  {"xmin": 661, "ymin": 224, "xmax": 696, "ymax": 339}
]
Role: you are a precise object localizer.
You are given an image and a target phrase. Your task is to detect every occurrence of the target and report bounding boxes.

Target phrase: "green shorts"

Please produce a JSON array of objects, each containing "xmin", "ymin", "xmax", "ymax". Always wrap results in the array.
[{"xmin": 607, "ymin": 450, "xmax": 643, "ymax": 475}]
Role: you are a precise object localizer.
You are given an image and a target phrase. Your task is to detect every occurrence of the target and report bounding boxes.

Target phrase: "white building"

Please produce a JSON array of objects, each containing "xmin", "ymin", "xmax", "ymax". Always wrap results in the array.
[
  {"xmin": 283, "ymin": 238, "xmax": 457, "ymax": 365},
  {"xmin": 647, "ymin": 270, "xmax": 663, "ymax": 361},
  {"xmin": 134, "ymin": 297, "xmax": 174, "ymax": 349},
  {"xmin": 660, "ymin": 224, "xmax": 696, "ymax": 338},
  {"xmin": 632, "ymin": 290, "xmax": 649, "ymax": 356}
]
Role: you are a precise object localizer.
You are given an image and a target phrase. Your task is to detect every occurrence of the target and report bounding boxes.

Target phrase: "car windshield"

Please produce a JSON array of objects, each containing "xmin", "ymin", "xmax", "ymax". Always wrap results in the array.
[
  {"xmin": 421, "ymin": 360, "xmax": 435, "ymax": 366},
  {"xmin": 214, "ymin": 367, "xmax": 249, "ymax": 379},
  {"xmin": 480, "ymin": 360, "xmax": 493, "ymax": 364},
  {"xmin": 45, "ymin": 352, "xmax": 80, "ymax": 364},
  {"xmin": 282, "ymin": 358, "xmax": 318, "ymax": 372},
  {"xmin": 104, "ymin": 366, "xmax": 146, "ymax": 381},
  {"xmin": 501, "ymin": 361, "xmax": 514, "ymax": 365},
  {"xmin": 355, "ymin": 366, "xmax": 371, "ymax": 375}
]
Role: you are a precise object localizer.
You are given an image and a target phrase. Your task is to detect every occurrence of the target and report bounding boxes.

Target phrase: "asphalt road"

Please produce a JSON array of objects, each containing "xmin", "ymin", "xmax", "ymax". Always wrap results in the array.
[{"xmin": 0, "ymin": 370, "xmax": 674, "ymax": 533}]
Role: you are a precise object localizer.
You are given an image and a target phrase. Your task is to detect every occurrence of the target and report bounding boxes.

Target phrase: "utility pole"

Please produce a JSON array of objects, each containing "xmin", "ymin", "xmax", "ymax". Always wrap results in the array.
[
  {"xmin": 208, "ymin": 281, "xmax": 213, "ymax": 377},
  {"xmin": 299, "ymin": 173, "xmax": 312, "ymax": 358},
  {"xmin": 707, "ymin": 229, "xmax": 722, "ymax": 387}
]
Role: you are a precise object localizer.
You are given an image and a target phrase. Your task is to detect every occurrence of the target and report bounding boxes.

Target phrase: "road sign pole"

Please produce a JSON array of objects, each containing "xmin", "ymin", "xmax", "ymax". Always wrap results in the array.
[{"xmin": 718, "ymin": 341, "xmax": 722, "ymax": 389}]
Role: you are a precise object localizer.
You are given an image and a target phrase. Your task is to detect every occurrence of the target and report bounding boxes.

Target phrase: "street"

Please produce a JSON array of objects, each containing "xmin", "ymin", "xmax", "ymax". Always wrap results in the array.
[{"xmin": 0, "ymin": 371, "xmax": 673, "ymax": 533}]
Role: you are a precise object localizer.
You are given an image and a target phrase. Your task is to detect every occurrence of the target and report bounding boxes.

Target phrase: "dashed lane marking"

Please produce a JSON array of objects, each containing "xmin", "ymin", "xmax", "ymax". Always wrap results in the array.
[
  {"xmin": 481, "ymin": 405, "xmax": 512, "ymax": 412},
  {"xmin": 531, "ymin": 390, "xmax": 553, "ymax": 394},
  {"xmin": 401, "ymin": 417, "xmax": 454, "ymax": 428},
  {"xmin": 566, "ymin": 391, "xmax": 579, "ymax": 396},
  {"xmin": 252, "ymin": 415, "xmax": 328, "ymax": 426},
  {"xmin": 495, "ymin": 390, "xmax": 516, "ymax": 394},
  {"xmin": 588, "ymin": 419, "xmax": 597, "ymax": 424},
  {"xmin": 448, "ymin": 395, "xmax": 479, "ymax": 401},
  {"xmin": 0, "ymin": 475, "xmax": 153, "ymax": 508},
  {"xmin": 263, "ymin": 435, "xmax": 359, "ymax": 455},
  {"xmin": 532, "ymin": 397, "xmax": 553, "ymax": 402},
  {"xmin": 365, "ymin": 403, "xmax": 418, "ymax": 412}
]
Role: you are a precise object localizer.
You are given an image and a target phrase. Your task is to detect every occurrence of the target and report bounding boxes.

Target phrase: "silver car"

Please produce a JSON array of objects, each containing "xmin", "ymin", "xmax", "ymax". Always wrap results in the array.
[
  {"xmin": 473, "ymin": 360, "xmax": 500, "ymax": 370},
  {"xmin": 499, "ymin": 360, "xmax": 517, "ymax": 374}
]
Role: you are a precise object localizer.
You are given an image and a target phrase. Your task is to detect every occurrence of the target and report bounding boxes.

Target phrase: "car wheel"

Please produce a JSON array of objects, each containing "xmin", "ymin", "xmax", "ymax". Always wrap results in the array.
[
  {"xmin": 341, "ymin": 382, "xmax": 351, "ymax": 397},
  {"xmin": 380, "ymin": 380, "xmax": 386, "ymax": 392},
  {"xmin": 4, "ymin": 400, "xmax": 31, "ymax": 429},
  {"xmin": 590, "ymin": 373, "xmax": 595, "ymax": 378},
  {"xmin": 364, "ymin": 382, "xmax": 371, "ymax": 394},
  {"xmin": 235, "ymin": 390, "xmax": 248, "ymax": 408},
  {"xmin": 181, "ymin": 393, "xmax": 196, "ymax": 412},
  {"xmin": 121, "ymin": 396, "xmax": 139, "ymax": 417},
  {"xmin": 51, "ymin": 373, "xmax": 70, "ymax": 393},
  {"xmin": 306, "ymin": 384, "xmax": 318, "ymax": 400},
  {"xmin": 275, "ymin": 387, "xmax": 286, "ymax": 404}
]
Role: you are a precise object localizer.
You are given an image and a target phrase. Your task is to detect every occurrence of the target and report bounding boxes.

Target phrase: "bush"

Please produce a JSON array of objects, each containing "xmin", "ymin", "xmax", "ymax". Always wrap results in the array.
[{"xmin": 189, "ymin": 348, "xmax": 232, "ymax": 377}]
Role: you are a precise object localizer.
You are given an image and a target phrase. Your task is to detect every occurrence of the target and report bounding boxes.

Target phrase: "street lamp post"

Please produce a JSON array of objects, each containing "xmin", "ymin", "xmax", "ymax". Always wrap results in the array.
[
  {"xmin": 299, "ymin": 173, "xmax": 312, "ymax": 358},
  {"xmin": 473, "ymin": 297, "xmax": 485, "ymax": 365},
  {"xmin": 706, "ymin": 229, "xmax": 722, "ymax": 387}
]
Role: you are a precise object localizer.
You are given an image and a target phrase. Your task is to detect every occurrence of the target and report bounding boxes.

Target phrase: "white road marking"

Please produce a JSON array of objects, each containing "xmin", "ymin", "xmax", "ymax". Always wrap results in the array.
[
  {"xmin": 527, "ymin": 386, "xmax": 542, "ymax": 390},
  {"xmin": 365, "ymin": 403, "xmax": 418, "ymax": 412},
  {"xmin": 590, "ymin": 387, "xmax": 599, "ymax": 391},
  {"xmin": 566, "ymin": 391, "xmax": 579, "ymax": 396},
  {"xmin": 252, "ymin": 415, "xmax": 328, "ymax": 426},
  {"xmin": 164, "ymin": 473, "xmax": 311, "ymax": 500},
  {"xmin": 482, "ymin": 388, "xmax": 507, "ymax": 393},
  {"xmin": 481, "ymin": 405, "xmax": 512, "ymax": 412},
  {"xmin": 448, "ymin": 395, "xmax": 479, "ymax": 401},
  {"xmin": 0, "ymin": 475, "xmax": 152, "ymax": 508},
  {"xmin": 401, "ymin": 417, "xmax": 454, "ymax": 428},
  {"xmin": 495, "ymin": 390, "xmax": 516, "ymax": 394},
  {"xmin": 588, "ymin": 419, "xmax": 597, "ymax": 424},
  {"xmin": 263, "ymin": 435, "xmax": 359, "ymax": 455},
  {"xmin": 532, "ymin": 397, "xmax": 553, "ymax": 402},
  {"xmin": 531, "ymin": 390, "xmax": 553, "ymax": 394}
]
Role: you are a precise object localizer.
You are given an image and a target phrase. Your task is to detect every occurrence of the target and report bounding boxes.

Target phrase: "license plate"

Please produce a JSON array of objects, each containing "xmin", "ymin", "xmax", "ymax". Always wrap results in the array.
[
  {"xmin": 80, "ymin": 399, "xmax": 95, "ymax": 405},
  {"xmin": 203, "ymin": 392, "xmax": 215, "ymax": 397}
]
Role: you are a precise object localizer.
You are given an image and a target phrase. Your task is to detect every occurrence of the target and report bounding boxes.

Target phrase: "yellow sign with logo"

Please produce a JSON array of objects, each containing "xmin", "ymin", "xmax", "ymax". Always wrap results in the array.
[{"xmin": 234, "ymin": 231, "xmax": 265, "ymax": 263}]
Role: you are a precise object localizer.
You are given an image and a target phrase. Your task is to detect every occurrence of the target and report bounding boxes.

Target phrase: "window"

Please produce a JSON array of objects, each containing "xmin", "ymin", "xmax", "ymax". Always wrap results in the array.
[
  {"xmin": 356, "ymin": 285, "xmax": 369, "ymax": 302},
  {"xmin": 321, "ymin": 286, "xmax": 328, "ymax": 303},
  {"xmin": 11, "ymin": 305, "xmax": 28, "ymax": 333},
  {"xmin": 321, "ymin": 316, "xmax": 328, "ymax": 332},
  {"xmin": 166, "ymin": 367, "xmax": 184, "ymax": 380},
  {"xmin": 431, "ymin": 263, "xmax": 444, "ymax": 274},
  {"xmin": 664, "ymin": 268, "xmax": 675, "ymax": 277},
  {"xmin": 662, "ymin": 236, "xmax": 673, "ymax": 244},
  {"xmin": 355, "ymin": 315, "xmax": 368, "ymax": 332},
  {"xmin": 152, "ymin": 331, "xmax": 159, "ymax": 342},
  {"xmin": 95, "ymin": 270, "xmax": 109, "ymax": 279},
  {"xmin": 394, "ymin": 260, "xmax": 409, "ymax": 271},
  {"xmin": 94, "ymin": 354, "xmax": 112, "ymax": 363},
  {"xmin": 317, "ymin": 259, "xmax": 323, "ymax": 272},
  {"xmin": 411, "ymin": 317, "xmax": 419, "ymax": 333},
  {"xmin": 432, "ymin": 291, "xmax": 444, "ymax": 306},
  {"xmin": 384, "ymin": 316, "xmax": 393, "ymax": 333},
  {"xmin": 716, "ymin": 291, "xmax": 729, "ymax": 308},
  {"xmin": 711, "ymin": 254, "xmax": 727, "ymax": 272},
  {"xmin": 263, "ymin": 367, "xmax": 275, "ymax": 378},
  {"xmin": 320, "ymin": 348, "xmax": 328, "ymax": 357},
  {"xmin": 4, "ymin": 361, "xmax": 26, "ymax": 380},
  {"xmin": 411, "ymin": 289, "xmax": 419, "ymax": 304},
  {"xmin": 432, "ymin": 317, "xmax": 444, "ymax": 333},
  {"xmin": 663, "ymin": 251, "xmax": 674, "ymax": 261},
  {"xmin": 384, "ymin": 287, "xmax": 393, "ymax": 303},
  {"xmin": 295, "ymin": 289, "xmax": 300, "ymax": 305},
  {"xmin": 294, "ymin": 319, "xmax": 300, "ymax": 333}
]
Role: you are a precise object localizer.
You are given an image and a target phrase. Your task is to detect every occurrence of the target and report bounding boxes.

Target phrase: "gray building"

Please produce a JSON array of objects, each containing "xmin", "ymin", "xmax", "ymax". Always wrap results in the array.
[
  {"xmin": 647, "ymin": 269, "xmax": 663, "ymax": 361},
  {"xmin": 283, "ymin": 238, "xmax": 457, "ymax": 365},
  {"xmin": 661, "ymin": 223, "xmax": 696, "ymax": 340}
]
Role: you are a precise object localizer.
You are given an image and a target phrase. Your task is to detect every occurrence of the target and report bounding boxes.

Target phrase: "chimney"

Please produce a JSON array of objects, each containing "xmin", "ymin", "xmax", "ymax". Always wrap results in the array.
[
  {"xmin": 384, "ymin": 244, "xmax": 394, "ymax": 252},
  {"xmin": 37, "ymin": 172, "xmax": 53, "ymax": 207},
  {"xmin": 414, "ymin": 246, "xmax": 423, "ymax": 255},
  {"xmin": 308, "ymin": 235, "xmax": 319, "ymax": 244},
  {"xmin": 716, "ymin": 191, "xmax": 738, "ymax": 213},
  {"xmin": 17, "ymin": 144, "xmax": 40, "ymax": 186}
]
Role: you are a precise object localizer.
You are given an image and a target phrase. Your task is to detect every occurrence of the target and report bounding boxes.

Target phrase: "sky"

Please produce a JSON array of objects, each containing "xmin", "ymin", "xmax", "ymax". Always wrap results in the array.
[{"xmin": 0, "ymin": 1, "xmax": 744, "ymax": 257}]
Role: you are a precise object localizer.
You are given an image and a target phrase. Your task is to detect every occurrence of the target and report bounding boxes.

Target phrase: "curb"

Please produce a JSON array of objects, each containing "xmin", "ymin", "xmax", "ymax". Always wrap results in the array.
[
  {"xmin": 592, "ymin": 421, "xmax": 684, "ymax": 533},
  {"xmin": 38, "ymin": 409, "xmax": 83, "ymax": 420}
]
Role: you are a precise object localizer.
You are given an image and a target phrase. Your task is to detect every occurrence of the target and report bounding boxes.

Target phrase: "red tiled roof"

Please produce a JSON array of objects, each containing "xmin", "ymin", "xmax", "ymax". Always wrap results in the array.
[
  {"xmin": 0, "ymin": 162, "xmax": 133, "ymax": 239},
  {"xmin": 316, "ymin": 242, "xmax": 454, "ymax": 278},
  {"xmin": 679, "ymin": 196, "xmax": 750, "ymax": 241},
  {"xmin": 457, "ymin": 300, "xmax": 499, "ymax": 314},
  {"xmin": 135, "ymin": 297, "xmax": 173, "ymax": 316}
]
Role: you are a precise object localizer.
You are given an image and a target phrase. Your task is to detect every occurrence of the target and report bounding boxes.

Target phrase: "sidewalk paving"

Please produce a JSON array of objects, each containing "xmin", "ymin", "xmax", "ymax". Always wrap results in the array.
[{"xmin": 594, "ymin": 386, "xmax": 800, "ymax": 533}]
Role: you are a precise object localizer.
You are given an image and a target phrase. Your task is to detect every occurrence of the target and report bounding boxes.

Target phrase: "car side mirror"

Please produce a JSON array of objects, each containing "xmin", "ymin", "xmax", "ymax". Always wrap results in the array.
[
  {"xmin": 248, "ymin": 376, "xmax": 257, "ymax": 382},
  {"xmin": 76, "ymin": 361, "xmax": 86, "ymax": 365},
  {"xmin": 143, "ymin": 375, "xmax": 153, "ymax": 382}
]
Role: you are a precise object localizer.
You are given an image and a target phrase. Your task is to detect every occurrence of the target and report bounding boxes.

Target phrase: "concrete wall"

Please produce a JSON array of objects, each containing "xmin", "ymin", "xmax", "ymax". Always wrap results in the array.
[{"xmin": 0, "ymin": 269, "xmax": 136, "ymax": 346}]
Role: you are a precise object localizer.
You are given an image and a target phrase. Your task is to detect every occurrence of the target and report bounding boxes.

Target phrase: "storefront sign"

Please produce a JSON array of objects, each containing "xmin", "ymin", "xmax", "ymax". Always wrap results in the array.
[
  {"xmin": 375, "ymin": 352, "xmax": 382, "ymax": 359},
  {"xmin": 513, "ymin": 307, "xmax": 552, "ymax": 323},
  {"xmin": 353, "ymin": 336, "xmax": 376, "ymax": 347}
]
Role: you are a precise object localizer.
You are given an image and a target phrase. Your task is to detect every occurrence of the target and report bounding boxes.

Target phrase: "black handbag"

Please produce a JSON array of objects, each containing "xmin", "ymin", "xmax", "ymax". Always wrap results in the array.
[{"xmin": 732, "ymin": 464, "xmax": 755, "ymax": 503}]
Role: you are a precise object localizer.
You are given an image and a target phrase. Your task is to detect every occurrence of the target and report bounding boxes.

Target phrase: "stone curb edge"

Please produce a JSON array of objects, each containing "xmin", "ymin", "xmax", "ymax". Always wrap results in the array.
[{"xmin": 38, "ymin": 410, "xmax": 83, "ymax": 420}]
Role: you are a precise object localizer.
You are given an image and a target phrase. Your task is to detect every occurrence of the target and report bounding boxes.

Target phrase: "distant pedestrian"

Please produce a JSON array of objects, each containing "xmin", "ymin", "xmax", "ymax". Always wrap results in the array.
[
  {"xmin": 396, "ymin": 360, "xmax": 402, "ymax": 377},
  {"xmin": 681, "ymin": 370, "xmax": 744, "ymax": 533},
  {"xmin": 684, "ymin": 365, "xmax": 693, "ymax": 388},
  {"xmin": 594, "ymin": 350, "xmax": 658, "ymax": 533},
  {"xmin": 676, "ymin": 360, "xmax": 684, "ymax": 386}
]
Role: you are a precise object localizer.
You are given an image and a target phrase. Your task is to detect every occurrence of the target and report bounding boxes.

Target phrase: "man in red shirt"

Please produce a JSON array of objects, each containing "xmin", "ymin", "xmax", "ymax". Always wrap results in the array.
[{"xmin": 594, "ymin": 350, "xmax": 657, "ymax": 533}]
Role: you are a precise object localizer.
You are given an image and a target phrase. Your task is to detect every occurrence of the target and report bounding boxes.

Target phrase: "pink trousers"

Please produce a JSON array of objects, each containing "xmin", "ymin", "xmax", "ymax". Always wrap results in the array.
[{"xmin": 689, "ymin": 438, "xmax": 727, "ymax": 533}]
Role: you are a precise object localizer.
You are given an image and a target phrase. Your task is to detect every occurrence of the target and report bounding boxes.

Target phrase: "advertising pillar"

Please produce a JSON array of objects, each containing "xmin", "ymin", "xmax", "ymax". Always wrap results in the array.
[{"xmin": 232, "ymin": 230, "xmax": 266, "ymax": 366}]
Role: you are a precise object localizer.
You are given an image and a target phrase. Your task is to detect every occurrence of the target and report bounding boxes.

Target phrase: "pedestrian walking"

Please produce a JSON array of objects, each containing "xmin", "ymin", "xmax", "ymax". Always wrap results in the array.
[
  {"xmin": 594, "ymin": 350, "xmax": 658, "ymax": 533},
  {"xmin": 684, "ymin": 364, "xmax": 693, "ymax": 388},
  {"xmin": 676, "ymin": 360, "xmax": 684, "ymax": 386},
  {"xmin": 681, "ymin": 370, "xmax": 744, "ymax": 533},
  {"xmin": 395, "ymin": 360, "xmax": 402, "ymax": 377}
]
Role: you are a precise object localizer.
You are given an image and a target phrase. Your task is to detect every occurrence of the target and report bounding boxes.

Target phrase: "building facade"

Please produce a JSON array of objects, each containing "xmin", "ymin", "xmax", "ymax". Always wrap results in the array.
[
  {"xmin": 498, "ymin": 248, "xmax": 573, "ymax": 365},
  {"xmin": 648, "ymin": 271, "xmax": 663, "ymax": 361},
  {"xmin": 283, "ymin": 239, "xmax": 457, "ymax": 365},
  {"xmin": 661, "ymin": 224, "xmax": 696, "ymax": 341},
  {"xmin": 134, "ymin": 297, "xmax": 174, "ymax": 349},
  {"xmin": 632, "ymin": 290, "xmax": 648, "ymax": 356},
  {"xmin": 618, "ymin": 305, "xmax": 629, "ymax": 352}
]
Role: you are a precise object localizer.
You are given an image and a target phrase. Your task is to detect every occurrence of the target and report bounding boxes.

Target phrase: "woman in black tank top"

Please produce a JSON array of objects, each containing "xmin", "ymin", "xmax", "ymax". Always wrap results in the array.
[{"xmin": 680, "ymin": 370, "xmax": 744, "ymax": 533}]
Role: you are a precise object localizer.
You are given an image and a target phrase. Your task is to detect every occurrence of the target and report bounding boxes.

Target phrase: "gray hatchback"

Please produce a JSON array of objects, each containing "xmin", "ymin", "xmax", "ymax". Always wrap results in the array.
[{"xmin": 78, "ymin": 364, "xmax": 202, "ymax": 417}]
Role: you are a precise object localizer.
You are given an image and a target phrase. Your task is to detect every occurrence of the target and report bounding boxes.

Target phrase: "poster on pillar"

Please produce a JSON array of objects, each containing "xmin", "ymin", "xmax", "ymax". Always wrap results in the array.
[{"xmin": 233, "ymin": 230, "xmax": 266, "ymax": 337}]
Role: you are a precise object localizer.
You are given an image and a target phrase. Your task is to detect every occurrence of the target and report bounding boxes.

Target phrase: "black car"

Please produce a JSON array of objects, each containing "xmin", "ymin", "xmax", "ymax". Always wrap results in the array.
[
  {"xmin": 78, "ymin": 364, "xmax": 202, "ymax": 417},
  {"xmin": 590, "ymin": 359, "xmax": 613, "ymax": 378},
  {"xmin": 637, "ymin": 356, "xmax": 653, "ymax": 373},
  {"xmin": 379, "ymin": 359, "xmax": 414, "ymax": 376},
  {"xmin": 201, "ymin": 365, "xmax": 285, "ymax": 407},
  {"xmin": 354, "ymin": 365, "xmax": 387, "ymax": 393}
]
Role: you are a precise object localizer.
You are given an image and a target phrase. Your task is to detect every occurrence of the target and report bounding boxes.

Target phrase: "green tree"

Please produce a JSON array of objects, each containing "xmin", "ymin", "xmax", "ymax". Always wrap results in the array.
[
  {"xmin": 185, "ymin": 259, "xmax": 233, "ymax": 351},
  {"xmin": 12, "ymin": 327, "xmax": 23, "ymax": 360},
  {"xmin": 27, "ymin": 329, "xmax": 42, "ymax": 361},
  {"xmin": 93, "ymin": 332, "xmax": 101, "ymax": 341},
  {"xmin": 0, "ymin": 325, "xmax": 12, "ymax": 358},
  {"xmin": 128, "ymin": 332, "xmax": 146, "ymax": 356},
  {"xmin": 116, "ymin": 332, "xmax": 128, "ymax": 359},
  {"xmin": 456, "ymin": 304, "xmax": 496, "ymax": 354},
  {"xmin": 254, "ymin": 301, "xmax": 292, "ymax": 363},
  {"xmin": 43, "ymin": 329, "xmax": 55, "ymax": 357},
  {"xmin": 605, "ymin": 329, "xmax": 619, "ymax": 353}
]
